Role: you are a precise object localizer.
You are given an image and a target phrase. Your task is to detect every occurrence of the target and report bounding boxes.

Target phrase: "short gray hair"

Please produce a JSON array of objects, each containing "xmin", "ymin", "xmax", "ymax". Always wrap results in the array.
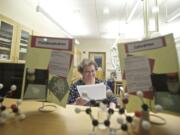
[{"xmin": 78, "ymin": 59, "xmax": 98, "ymax": 74}]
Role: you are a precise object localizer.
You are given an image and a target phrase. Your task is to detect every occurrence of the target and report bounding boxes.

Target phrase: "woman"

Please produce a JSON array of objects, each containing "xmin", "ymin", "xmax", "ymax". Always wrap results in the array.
[{"xmin": 67, "ymin": 58, "xmax": 117, "ymax": 105}]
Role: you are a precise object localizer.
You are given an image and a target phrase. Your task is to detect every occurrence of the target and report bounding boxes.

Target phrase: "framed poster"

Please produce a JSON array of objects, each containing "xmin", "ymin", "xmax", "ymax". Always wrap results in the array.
[{"xmin": 89, "ymin": 52, "xmax": 106, "ymax": 79}]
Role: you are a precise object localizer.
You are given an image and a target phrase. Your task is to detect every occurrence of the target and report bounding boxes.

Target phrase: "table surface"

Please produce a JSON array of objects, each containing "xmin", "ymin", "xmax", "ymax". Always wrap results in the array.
[{"xmin": 1, "ymin": 99, "xmax": 180, "ymax": 135}]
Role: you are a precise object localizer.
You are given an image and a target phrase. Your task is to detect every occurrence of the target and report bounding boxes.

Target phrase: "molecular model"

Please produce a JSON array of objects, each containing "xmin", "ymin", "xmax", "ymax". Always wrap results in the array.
[
  {"xmin": 0, "ymin": 83, "xmax": 26, "ymax": 125},
  {"xmin": 74, "ymin": 90, "xmax": 164, "ymax": 135}
]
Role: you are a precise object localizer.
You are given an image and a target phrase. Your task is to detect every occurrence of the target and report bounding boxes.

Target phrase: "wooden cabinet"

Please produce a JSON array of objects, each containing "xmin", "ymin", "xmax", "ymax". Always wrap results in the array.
[
  {"xmin": 0, "ymin": 14, "xmax": 31, "ymax": 63},
  {"xmin": 16, "ymin": 25, "xmax": 31, "ymax": 63}
]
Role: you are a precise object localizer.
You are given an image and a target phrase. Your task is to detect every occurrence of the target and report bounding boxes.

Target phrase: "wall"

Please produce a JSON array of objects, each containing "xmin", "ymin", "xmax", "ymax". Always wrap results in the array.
[
  {"xmin": 76, "ymin": 38, "xmax": 115, "ymax": 79},
  {"xmin": 175, "ymin": 41, "xmax": 180, "ymax": 80}
]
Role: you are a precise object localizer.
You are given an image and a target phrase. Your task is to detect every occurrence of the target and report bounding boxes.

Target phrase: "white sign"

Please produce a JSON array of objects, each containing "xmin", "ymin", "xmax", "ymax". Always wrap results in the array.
[
  {"xmin": 126, "ymin": 37, "xmax": 165, "ymax": 53},
  {"xmin": 77, "ymin": 83, "xmax": 106, "ymax": 100},
  {"xmin": 125, "ymin": 56, "xmax": 152, "ymax": 92},
  {"xmin": 31, "ymin": 36, "xmax": 72, "ymax": 51},
  {"xmin": 49, "ymin": 50, "xmax": 72, "ymax": 78}
]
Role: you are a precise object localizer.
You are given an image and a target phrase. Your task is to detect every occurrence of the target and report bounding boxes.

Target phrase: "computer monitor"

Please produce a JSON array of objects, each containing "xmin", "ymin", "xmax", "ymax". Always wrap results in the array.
[{"xmin": 0, "ymin": 63, "xmax": 25, "ymax": 99}]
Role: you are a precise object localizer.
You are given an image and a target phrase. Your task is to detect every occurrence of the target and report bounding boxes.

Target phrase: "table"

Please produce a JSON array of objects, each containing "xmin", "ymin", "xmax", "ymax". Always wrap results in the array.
[{"xmin": 1, "ymin": 99, "xmax": 180, "ymax": 135}]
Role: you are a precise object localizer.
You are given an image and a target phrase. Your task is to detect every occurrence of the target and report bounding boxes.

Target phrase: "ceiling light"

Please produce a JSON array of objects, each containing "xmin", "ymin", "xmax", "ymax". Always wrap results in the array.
[
  {"xmin": 103, "ymin": 7, "xmax": 110, "ymax": 15},
  {"xmin": 126, "ymin": 0, "xmax": 141, "ymax": 23},
  {"xmin": 152, "ymin": 6, "xmax": 159, "ymax": 14},
  {"xmin": 167, "ymin": 8, "xmax": 180, "ymax": 23},
  {"xmin": 75, "ymin": 39, "xmax": 80, "ymax": 45}
]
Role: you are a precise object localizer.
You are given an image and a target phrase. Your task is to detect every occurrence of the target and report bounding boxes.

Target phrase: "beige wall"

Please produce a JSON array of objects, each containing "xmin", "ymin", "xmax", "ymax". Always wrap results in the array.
[
  {"xmin": 176, "ymin": 41, "xmax": 180, "ymax": 80},
  {"xmin": 76, "ymin": 38, "xmax": 115, "ymax": 79}
]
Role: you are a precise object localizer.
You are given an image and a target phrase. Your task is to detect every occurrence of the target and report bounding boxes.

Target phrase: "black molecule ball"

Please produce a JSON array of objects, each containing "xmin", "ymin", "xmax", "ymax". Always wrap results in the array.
[
  {"xmin": 122, "ymin": 98, "xmax": 128, "ymax": 104},
  {"xmin": 104, "ymin": 120, "xmax": 110, "ymax": 127},
  {"xmin": 0, "ymin": 97, "xmax": 4, "ymax": 102},
  {"xmin": 102, "ymin": 99, "xmax": 109, "ymax": 105},
  {"xmin": 141, "ymin": 104, "xmax": 149, "ymax": 111},
  {"xmin": 119, "ymin": 108, "xmax": 125, "ymax": 114},
  {"xmin": 126, "ymin": 116, "xmax": 133, "ymax": 123},
  {"xmin": 0, "ymin": 105, "xmax": 6, "ymax": 111},
  {"xmin": 12, "ymin": 107, "xmax": 19, "ymax": 113},
  {"xmin": 121, "ymin": 124, "xmax": 128, "ymax": 131},
  {"xmin": 108, "ymin": 108, "xmax": 114, "ymax": 115},
  {"xmin": 85, "ymin": 108, "xmax": 92, "ymax": 114},
  {"xmin": 90, "ymin": 100, "xmax": 96, "ymax": 106},
  {"xmin": 92, "ymin": 119, "xmax": 99, "ymax": 126}
]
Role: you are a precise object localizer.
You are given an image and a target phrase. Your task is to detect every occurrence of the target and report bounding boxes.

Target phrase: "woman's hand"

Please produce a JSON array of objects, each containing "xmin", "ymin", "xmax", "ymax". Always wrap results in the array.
[{"xmin": 74, "ymin": 97, "xmax": 88, "ymax": 106}]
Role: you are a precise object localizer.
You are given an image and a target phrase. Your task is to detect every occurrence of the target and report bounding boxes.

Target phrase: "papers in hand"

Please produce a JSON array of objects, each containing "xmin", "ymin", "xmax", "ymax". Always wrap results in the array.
[{"xmin": 77, "ymin": 83, "xmax": 106, "ymax": 100}]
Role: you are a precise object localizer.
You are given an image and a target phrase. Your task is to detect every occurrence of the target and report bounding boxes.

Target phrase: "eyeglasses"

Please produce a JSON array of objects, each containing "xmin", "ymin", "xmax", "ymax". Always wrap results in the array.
[{"xmin": 84, "ymin": 70, "xmax": 96, "ymax": 74}]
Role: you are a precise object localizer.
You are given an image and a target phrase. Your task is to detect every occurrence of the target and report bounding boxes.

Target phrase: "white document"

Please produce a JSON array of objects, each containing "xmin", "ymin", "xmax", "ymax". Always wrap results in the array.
[
  {"xmin": 49, "ymin": 50, "xmax": 72, "ymax": 78},
  {"xmin": 125, "ymin": 56, "xmax": 152, "ymax": 92},
  {"xmin": 77, "ymin": 83, "xmax": 106, "ymax": 100}
]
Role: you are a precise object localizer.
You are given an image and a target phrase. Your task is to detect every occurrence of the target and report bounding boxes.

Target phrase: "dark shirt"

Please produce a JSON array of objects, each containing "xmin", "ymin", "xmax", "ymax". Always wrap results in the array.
[{"xmin": 67, "ymin": 78, "xmax": 117, "ymax": 104}]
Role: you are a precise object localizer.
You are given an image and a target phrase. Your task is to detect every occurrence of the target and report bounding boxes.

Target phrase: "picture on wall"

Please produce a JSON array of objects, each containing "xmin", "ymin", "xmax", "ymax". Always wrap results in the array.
[{"xmin": 89, "ymin": 52, "xmax": 106, "ymax": 80}]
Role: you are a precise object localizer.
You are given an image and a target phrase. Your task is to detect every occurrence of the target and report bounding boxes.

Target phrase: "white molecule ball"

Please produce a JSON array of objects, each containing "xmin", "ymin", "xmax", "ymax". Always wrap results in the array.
[
  {"xmin": 1, "ymin": 111, "xmax": 10, "ymax": 119},
  {"xmin": 117, "ymin": 116, "xmax": 125, "ymax": 124},
  {"xmin": 16, "ymin": 99, "xmax": 22, "ymax": 106},
  {"xmin": 155, "ymin": 104, "xmax": 163, "ymax": 112},
  {"xmin": 136, "ymin": 91, "xmax": 143, "ymax": 97},
  {"xmin": 74, "ymin": 108, "xmax": 81, "ymax": 113},
  {"xmin": 142, "ymin": 120, "xmax": 151, "ymax": 130},
  {"xmin": 0, "ymin": 117, "xmax": 6, "ymax": 124},
  {"xmin": 17, "ymin": 113, "xmax": 26, "ymax": 120},
  {"xmin": 124, "ymin": 93, "xmax": 129, "ymax": 98},
  {"xmin": 0, "ymin": 83, "xmax": 3, "ymax": 89},
  {"xmin": 10, "ymin": 85, "xmax": 17, "ymax": 91}
]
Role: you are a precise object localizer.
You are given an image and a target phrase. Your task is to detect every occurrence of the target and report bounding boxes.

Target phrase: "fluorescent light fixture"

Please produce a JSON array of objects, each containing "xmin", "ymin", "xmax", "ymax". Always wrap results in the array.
[
  {"xmin": 167, "ymin": 8, "xmax": 180, "ymax": 23},
  {"xmin": 75, "ymin": 39, "xmax": 80, "ymax": 45},
  {"xmin": 36, "ymin": 5, "xmax": 81, "ymax": 44},
  {"xmin": 103, "ymin": 7, "xmax": 110, "ymax": 15},
  {"xmin": 152, "ymin": 6, "xmax": 159, "ymax": 14},
  {"xmin": 36, "ymin": 5, "xmax": 73, "ymax": 38},
  {"xmin": 126, "ymin": 0, "xmax": 141, "ymax": 23}
]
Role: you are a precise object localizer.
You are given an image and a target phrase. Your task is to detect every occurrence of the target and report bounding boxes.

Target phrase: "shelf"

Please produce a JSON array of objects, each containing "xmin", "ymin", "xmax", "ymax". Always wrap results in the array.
[
  {"xmin": 0, "ymin": 46, "xmax": 10, "ymax": 51},
  {"xmin": 0, "ymin": 37, "xmax": 11, "ymax": 43},
  {"xmin": 0, "ymin": 41, "xmax": 11, "ymax": 47},
  {"xmin": 20, "ymin": 49, "xmax": 27, "ymax": 53},
  {"xmin": 0, "ymin": 33, "xmax": 12, "ymax": 40},
  {"xmin": 20, "ymin": 43, "xmax": 28, "ymax": 47},
  {"xmin": 21, "ymin": 37, "xmax": 29, "ymax": 41},
  {"xmin": 0, "ymin": 29, "xmax": 13, "ymax": 36}
]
